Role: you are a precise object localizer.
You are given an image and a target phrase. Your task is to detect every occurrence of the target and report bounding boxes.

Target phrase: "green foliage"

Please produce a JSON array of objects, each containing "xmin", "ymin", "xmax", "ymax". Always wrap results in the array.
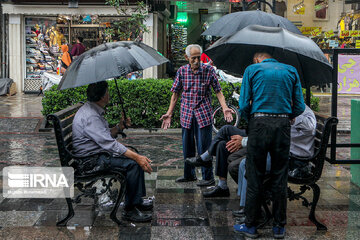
[
  {"xmin": 105, "ymin": 0, "xmax": 148, "ymax": 41},
  {"xmin": 302, "ymin": 88, "xmax": 320, "ymax": 112},
  {"xmin": 41, "ymin": 85, "xmax": 87, "ymax": 116},
  {"xmin": 42, "ymin": 80, "xmax": 320, "ymax": 129}
]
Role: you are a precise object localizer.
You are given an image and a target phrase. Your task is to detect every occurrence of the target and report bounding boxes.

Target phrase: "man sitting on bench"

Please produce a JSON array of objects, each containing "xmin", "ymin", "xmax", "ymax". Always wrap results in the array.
[
  {"xmin": 72, "ymin": 81, "xmax": 153, "ymax": 222},
  {"xmin": 186, "ymin": 104, "xmax": 316, "ymax": 207}
]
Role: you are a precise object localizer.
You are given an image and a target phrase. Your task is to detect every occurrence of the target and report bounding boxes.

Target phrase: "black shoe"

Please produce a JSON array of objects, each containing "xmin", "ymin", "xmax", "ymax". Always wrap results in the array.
[
  {"xmin": 185, "ymin": 156, "xmax": 212, "ymax": 168},
  {"xmin": 203, "ymin": 185, "xmax": 230, "ymax": 198},
  {"xmin": 232, "ymin": 208, "xmax": 245, "ymax": 217},
  {"xmin": 135, "ymin": 198, "xmax": 154, "ymax": 211},
  {"xmin": 175, "ymin": 176, "xmax": 197, "ymax": 183},
  {"xmin": 196, "ymin": 178, "xmax": 215, "ymax": 187},
  {"xmin": 122, "ymin": 207, "xmax": 152, "ymax": 222}
]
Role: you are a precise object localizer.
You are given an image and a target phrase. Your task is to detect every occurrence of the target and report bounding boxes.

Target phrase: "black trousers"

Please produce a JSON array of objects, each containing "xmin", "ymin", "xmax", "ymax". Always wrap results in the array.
[
  {"xmin": 207, "ymin": 125, "xmax": 247, "ymax": 179},
  {"xmin": 245, "ymin": 117, "xmax": 290, "ymax": 228},
  {"xmin": 96, "ymin": 154, "xmax": 146, "ymax": 209},
  {"xmin": 228, "ymin": 148, "xmax": 247, "ymax": 183}
]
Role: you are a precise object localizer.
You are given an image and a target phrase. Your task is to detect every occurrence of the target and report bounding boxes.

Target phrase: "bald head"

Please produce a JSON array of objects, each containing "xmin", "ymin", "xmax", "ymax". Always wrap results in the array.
[{"xmin": 253, "ymin": 52, "xmax": 272, "ymax": 64}]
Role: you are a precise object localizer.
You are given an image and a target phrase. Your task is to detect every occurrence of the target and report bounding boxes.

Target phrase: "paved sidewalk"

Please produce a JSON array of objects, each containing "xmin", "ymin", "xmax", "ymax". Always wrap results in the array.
[{"xmin": 0, "ymin": 94, "xmax": 359, "ymax": 239}]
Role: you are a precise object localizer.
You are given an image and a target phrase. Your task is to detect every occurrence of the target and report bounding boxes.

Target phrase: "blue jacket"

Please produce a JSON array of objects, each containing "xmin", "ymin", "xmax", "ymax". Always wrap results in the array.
[{"xmin": 239, "ymin": 58, "xmax": 305, "ymax": 121}]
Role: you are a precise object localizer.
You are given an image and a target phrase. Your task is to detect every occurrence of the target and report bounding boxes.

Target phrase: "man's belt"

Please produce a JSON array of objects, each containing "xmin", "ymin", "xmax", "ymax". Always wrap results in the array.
[{"xmin": 252, "ymin": 113, "xmax": 289, "ymax": 118}]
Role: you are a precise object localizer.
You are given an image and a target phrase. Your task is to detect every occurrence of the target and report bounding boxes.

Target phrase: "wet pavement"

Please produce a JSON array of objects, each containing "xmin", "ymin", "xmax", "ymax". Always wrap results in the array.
[{"xmin": 0, "ymin": 93, "xmax": 360, "ymax": 239}]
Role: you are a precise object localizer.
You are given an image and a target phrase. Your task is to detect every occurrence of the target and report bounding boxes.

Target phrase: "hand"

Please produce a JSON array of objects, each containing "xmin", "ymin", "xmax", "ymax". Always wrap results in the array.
[
  {"xmin": 119, "ymin": 117, "xmax": 131, "ymax": 130},
  {"xmin": 135, "ymin": 155, "xmax": 153, "ymax": 174},
  {"xmin": 226, "ymin": 135, "xmax": 243, "ymax": 153},
  {"xmin": 223, "ymin": 107, "xmax": 235, "ymax": 122},
  {"xmin": 290, "ymin": 118, "xmax": 295, "ymax": 125},
  {"xmin": 160, "ymin": 114, "xmax": 172, "ymax": 130}
]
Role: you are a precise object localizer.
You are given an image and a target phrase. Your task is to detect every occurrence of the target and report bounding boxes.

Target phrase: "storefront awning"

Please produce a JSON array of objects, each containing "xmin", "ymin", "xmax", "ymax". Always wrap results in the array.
[{"xmin": 2, "ymin": 3, "xmax": 141, "ymax": 16}]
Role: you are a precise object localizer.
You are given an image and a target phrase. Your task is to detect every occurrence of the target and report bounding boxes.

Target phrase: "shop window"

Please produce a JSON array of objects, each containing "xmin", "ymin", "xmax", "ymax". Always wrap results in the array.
[{"xmin": 25, "ymin": 17, "xmax": 68, "ymax": 79}]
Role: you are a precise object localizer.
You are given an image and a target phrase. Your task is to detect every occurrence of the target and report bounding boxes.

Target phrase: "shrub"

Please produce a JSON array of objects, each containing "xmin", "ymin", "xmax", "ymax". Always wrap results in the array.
[
  {"xmin": 302, "ymin": 88, "xmax": 320, "ymax": 112},
  {"xmin": 42, "ymin": 78, "xmax": 318, "ymax": 128}
]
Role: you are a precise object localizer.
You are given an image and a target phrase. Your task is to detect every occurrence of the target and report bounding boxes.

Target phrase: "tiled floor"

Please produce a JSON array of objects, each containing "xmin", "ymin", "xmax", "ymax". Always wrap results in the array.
[{"xmin": 0, "ymin": 94, "xmax": 360, "ymax": 239}]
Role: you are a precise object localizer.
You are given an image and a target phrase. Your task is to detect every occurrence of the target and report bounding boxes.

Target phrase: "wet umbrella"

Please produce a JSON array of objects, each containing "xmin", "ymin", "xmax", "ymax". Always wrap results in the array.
[
  {"xmin": 58, "ymin": 41, "xmax": 168, "ymax": 133},
  {"xmin": 205, "ymin": 25, "xmax": 332, "ymax": 87},
  {"xmin": 202, "ymin": 10, "xmax": 302, "ymax": 37},
  {"xmin": 58, "ymin": 41, "xmax": 168, "ymax": 90}
]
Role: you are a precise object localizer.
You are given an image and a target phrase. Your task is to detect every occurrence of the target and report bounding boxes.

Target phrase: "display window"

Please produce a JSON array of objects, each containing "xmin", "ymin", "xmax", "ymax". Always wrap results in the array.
[{"xmin": 25, "ymin": 17, "xmax": 68, "ymax": 79}]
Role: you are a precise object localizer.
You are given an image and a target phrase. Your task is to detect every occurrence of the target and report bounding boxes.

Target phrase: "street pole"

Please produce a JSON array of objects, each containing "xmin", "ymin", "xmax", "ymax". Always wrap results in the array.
[
  {"xmin": 1, "ymin": 5, "xmax": 6, "ymax": 78},
  {"xmin": 331, "ymin": 49, "xmax": 338, "ymax": 162}
]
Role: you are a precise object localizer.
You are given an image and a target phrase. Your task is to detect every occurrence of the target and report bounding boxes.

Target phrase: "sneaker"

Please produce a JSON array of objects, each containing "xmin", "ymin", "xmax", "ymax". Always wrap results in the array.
[
  {"xmin": 272, "ymin": 226, "xmax": 285, "ymax": 239},
  {"xmin": 233, "ymin": 223, "xmax": 258, "ymax": 239}
]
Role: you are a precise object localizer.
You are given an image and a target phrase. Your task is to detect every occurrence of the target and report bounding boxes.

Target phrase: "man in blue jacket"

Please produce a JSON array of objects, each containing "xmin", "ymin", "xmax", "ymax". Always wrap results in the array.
[{"xmin": 234, "ymin": 52, "xmax": 305, "ymax": 239}]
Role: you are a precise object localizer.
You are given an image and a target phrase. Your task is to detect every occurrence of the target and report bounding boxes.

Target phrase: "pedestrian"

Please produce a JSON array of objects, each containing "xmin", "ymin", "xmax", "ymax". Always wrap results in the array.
[
  {"xmin": 160, "ymin": 44, "xmax": 234, "ymax": 186},
  {"xmin": 234, "ymin": 105, "xmax": 316, "ymax": 225},
  {"xmin": 200, "ymin": 43, "xmax": 212, "ymax": 65},
  {"xmin": 234, "ymin": 52, "xmax": 305, "ymax": 239},
  {"xmin": 60, "ymin": 44, "xmax": 72, "ymax": 74},
  {"xmin": 71, "ymin": 36, "xmax": 86, "ymax": 58}
]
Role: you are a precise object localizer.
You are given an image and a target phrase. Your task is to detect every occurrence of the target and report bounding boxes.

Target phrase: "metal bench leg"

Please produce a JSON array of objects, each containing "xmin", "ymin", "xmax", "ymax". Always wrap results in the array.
[
  {"xmin": 57, "ymin": 197, "xmax": 75, "ymax": 226},
  {"xmin": 309, "ymin": 183, "xmax": 327, "ymax": 231},
  {"xmin": 110, "ymin": 178, "xmax": 127, "ymax": 226}
]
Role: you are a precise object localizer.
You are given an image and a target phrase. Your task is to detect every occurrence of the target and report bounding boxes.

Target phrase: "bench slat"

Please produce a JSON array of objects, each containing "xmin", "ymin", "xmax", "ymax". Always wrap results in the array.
[
  {"xmin": 61, "ymin": 114, "xmax": 76, "ymax": 129},
  {"xmin": 64, "ymin": 135, "xmax": 72, "ymax": 148},
  {"xmin": 316, "ymin": 122, "xmax": 324, "ymax": 132},
  {"xmin": 314, "ymin": 111, "xmax": 328, "ymax": 122},
  {"xmin": 62, "ymin": 124, "xmax": 73, "ymax": 138},
  {"xmin": 54, "ymin": 103, "xmax": 83, "ymax": 120}
]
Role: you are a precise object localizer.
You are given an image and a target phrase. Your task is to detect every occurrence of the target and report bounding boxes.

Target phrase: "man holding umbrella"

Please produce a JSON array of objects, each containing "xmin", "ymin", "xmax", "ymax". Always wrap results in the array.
[
  {"xmin": 160, "ymin": 44, "xmax": 234, "ymax": 186},
  {"xmin": 72, "ymin": 81, "xmax": 153, "ymax": 223},
  {"xmin": 234, "ymin": 52, "xmax": 305, "ymax": 239}
]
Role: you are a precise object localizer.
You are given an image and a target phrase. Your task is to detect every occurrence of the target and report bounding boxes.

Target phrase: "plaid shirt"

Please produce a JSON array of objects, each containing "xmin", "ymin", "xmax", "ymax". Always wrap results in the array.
[{"xmin": 171, "ymin": 63, "xmax": 222, "ymax": 129}]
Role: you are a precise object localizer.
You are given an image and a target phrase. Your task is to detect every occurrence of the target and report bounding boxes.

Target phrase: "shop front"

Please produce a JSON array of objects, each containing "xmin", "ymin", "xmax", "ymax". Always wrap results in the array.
[{"xmin": 2, "ymin": 3, "xmax": 166, "ymax": 93}]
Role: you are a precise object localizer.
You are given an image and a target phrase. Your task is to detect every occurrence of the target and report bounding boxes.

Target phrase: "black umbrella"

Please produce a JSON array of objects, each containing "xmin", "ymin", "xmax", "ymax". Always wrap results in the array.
[
  {"xmin": 58, "ymin": 41, "xmax": 168, "ymax": 90},
  {"xmin": 205, "ymin": 25, "xmax": 332, "ymax": 87},
  {"xmin": 58, "ymin": 41, "xmax": 168, "ymax": 134},
  {"xmin": 202, "ymin": 10, "xmax": 302, "ymax": 37}
]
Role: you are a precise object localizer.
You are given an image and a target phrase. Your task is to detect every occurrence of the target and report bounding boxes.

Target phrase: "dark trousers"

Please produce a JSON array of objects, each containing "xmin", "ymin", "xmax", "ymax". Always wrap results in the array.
[
  {"xmin": 245, "ymin": 117, "xmax": 290, "ymax": 228},
  {"xmin": 97, "ymin": 154, "xmax": 146, "ymax": 208},
  {"xmin": 182, "ymin": 117, "xmax": 213, "ymax": 180},
  {"xmin": 207, "ymin": 125, "xmax": 247, "ymax": 179},
  {"xmin": 228, "ymin": 149, "xmax": 247, "ymax": 183}
]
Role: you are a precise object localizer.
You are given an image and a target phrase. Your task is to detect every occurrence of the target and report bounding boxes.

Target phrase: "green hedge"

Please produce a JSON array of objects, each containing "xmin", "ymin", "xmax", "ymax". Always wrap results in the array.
[{"xmin": 42, "ymin": 78, "xmax": 319, "ymax": 129}]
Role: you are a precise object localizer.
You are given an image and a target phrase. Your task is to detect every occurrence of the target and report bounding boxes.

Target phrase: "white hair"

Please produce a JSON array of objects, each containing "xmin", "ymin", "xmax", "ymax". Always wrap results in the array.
[{"xmin": 185, "ymin": 44, "xmax": 203, "ymax": 57}]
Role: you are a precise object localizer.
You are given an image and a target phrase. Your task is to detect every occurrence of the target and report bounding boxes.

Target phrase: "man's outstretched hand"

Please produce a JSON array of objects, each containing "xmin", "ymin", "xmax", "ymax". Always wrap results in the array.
[
  {"xmin": 223, "ymin": 107, "xmax": 235, "ymax": 122},
  {"xmin": 160, "ymin": 114, "xmax": 172, "ymax": 130}
]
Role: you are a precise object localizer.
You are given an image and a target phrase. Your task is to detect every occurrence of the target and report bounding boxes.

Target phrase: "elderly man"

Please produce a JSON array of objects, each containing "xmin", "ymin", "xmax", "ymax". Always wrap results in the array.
[
  {"xmin": 235, "ymin": 52, "xmax": 305, "ymax": 239},
  {"xmin": 72, "ymin": 81, "xmax": 153, "ymax": 223},
  {"xmin": 160, "ymin": 44, "xmax": 233, "ymax": 186}
]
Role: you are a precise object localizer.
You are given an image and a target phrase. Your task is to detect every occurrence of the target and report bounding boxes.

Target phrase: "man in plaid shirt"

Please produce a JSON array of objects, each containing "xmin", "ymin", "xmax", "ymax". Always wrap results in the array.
[{"xmin": 160, "ymin": 44, "xmax": 234, "ymax": 186}]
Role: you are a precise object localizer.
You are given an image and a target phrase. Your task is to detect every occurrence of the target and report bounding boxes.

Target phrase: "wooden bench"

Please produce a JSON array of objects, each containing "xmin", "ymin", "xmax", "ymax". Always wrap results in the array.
[
  {"xmin": 47, "ymin": 102, "xmax": 127, "ymax": 226},
  {"xmin": 263, "ymin": 113, "xmax": 338, "ymax": 231}
]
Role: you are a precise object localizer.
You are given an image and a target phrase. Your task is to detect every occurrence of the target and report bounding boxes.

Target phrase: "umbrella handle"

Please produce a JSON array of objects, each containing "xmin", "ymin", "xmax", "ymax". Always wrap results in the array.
[{"xmin": 114, "ymin": 79, "xmax": 128, "ymax": 131}]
